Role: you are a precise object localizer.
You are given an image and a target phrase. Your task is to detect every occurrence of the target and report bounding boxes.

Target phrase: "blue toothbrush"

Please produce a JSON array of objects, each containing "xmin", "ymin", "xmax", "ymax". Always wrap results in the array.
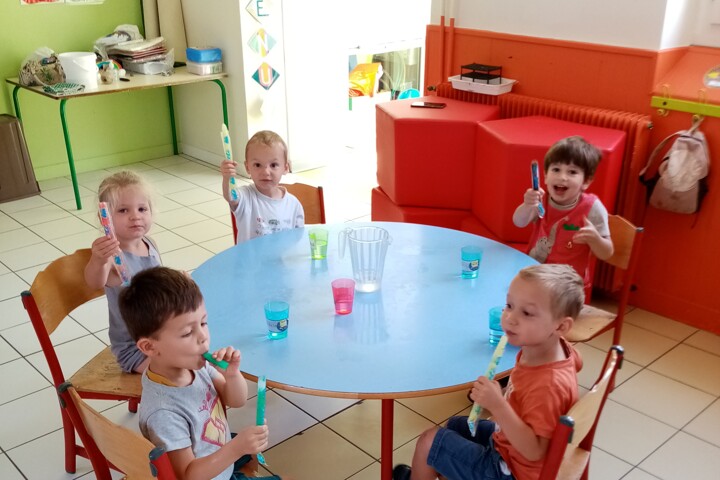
[{"xmin": 531, "ymin": 160, "xmax": 545, "ymax": 218}]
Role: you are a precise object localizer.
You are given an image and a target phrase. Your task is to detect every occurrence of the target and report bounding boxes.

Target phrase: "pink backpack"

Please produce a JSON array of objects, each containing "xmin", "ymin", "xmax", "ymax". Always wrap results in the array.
[{"xmin": 639, "ymin": 122, "xmax": 710, "ymax": 214}]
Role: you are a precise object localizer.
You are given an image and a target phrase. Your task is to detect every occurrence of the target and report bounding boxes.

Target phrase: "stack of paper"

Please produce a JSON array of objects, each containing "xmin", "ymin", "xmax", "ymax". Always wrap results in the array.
[{"xmin": 109, "ymin": 37, "xmax": 171, "ymax": 73}]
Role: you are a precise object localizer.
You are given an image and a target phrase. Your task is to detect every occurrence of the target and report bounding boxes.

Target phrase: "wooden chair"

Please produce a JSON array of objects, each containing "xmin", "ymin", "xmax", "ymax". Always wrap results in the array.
[
  {"xmin": 538, "ymin": 345, "xmax": 624, "ymax": 480},
  {"xmin": 58, "ymin": 382, "xmax": 175, "ymax": 480},
  {"xmin": 20, "ymin": 249, "xmax": 141, "ymax": 474},
  {"xmin": 231, "ymin": 182, "xmax": 326, "ymax": 243},
  {"xmin": 566, "ymin": 215, "xmax": 644, "ymax": 345},
  {"xmin": 58, "ymin": 382, "xmax": 262, "ymax": 480}
]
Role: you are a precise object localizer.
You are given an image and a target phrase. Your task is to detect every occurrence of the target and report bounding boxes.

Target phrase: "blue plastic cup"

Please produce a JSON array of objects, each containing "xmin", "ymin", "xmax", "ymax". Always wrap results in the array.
[
  {"xmin": 461, "ymin": 246, "xmax": 483, "ymax": 279},
  {"xmin": 264, "ymin": 301, "xmax": 289, "ymax": 340},
  {"xmin": 489, "ymin": 306, "xmax": 504, "ymax": 345}
]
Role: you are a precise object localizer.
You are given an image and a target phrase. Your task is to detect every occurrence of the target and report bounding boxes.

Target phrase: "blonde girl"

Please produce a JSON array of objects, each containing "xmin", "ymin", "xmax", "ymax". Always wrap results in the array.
[{"xmin": 84, "ymin": 170, "xmax": 161, "ymax": 373}]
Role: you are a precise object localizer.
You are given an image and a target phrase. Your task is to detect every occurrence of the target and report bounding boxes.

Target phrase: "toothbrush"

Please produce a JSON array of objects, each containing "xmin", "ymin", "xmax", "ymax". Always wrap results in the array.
[
  {"xmin": 467, "ymin": 335, "xmax": 508, "ymax": 436},
  {"xmin": 255, "ymin": 376, "xmax": 268, "ymax": 466},
  {"xmin": 221, "ymin": 123, "xmax": 240, "ymax": 202},
  {"xmin": 202, "ymin": 353, "xmax": 268, "ymax": 466},
  {"xmin": 98, "ymin": 202, "xmax": 131, "ymax": 286},
  {"xmin": 531, "ymin": 160, "xmax": 545, "ymax": 218}
]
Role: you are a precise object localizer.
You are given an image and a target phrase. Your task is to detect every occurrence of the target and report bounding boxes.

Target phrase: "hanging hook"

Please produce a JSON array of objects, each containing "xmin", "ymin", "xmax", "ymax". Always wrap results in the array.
[{"xmin": 689, "ymin": 113, "xmax": 704, "ymax": 134}]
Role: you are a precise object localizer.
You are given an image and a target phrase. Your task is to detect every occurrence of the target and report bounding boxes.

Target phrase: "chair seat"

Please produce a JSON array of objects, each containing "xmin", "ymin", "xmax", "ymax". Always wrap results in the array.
[
  {"xmin": 557, "ymin": 445, "xmax": 591, "ymax": 479},
  {"xmin": 69, "ymin": 347, "xmax": 142, "ymax": 398},
  {"xmin": 565, "ymin": 305, "xmax": 617, "ymax": 343}
]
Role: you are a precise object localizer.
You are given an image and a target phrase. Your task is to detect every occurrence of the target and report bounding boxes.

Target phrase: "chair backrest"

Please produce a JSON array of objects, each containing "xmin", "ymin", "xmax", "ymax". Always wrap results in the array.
[
  {"xmin": 231, "ymin": 182, "xmax": 326, "ymax": 243},
  {"xmin": 58, "ymin": 383, "xmax": 176, "ymax": 480},
  {"xmin": 283, "ymin": 182, "xmax": 325, "ymax": 225},
  {"xmin": 21, "ymin": 249, "xmax": 104, "ymax": 386},
  {"xmin": 539, "ymin": 345, "xmax": 624, "ymax": 480},
  {"xmin": 605, "ymin": 215, "xmax": 643, "ymax": 271},
  {"xmin": 604, "ymin": 215, "xmax": 643, "ymax": 344}
]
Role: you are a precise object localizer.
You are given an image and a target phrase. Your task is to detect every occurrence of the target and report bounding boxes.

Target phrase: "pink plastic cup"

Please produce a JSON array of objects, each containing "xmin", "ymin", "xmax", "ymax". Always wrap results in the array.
[{"xmin": 331, "ymin": 278, "xmax": 355, "ymax": 315}]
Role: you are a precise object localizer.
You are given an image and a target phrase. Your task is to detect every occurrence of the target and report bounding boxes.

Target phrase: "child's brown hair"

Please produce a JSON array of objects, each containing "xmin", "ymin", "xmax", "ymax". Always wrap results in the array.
[
  {"xmin": 544, "ymin": 136, "xmax": 602, "ymax": 181},
  {"xmin": 119, "ymin": 267, "xmax": 203, "ymax": 341}
]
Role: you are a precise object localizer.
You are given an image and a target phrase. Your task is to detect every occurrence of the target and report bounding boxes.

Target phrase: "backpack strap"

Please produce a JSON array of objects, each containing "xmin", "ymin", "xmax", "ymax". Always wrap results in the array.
[{"xmin": 639, "ymin": 131, "xmax": 683, "ymax": 183}]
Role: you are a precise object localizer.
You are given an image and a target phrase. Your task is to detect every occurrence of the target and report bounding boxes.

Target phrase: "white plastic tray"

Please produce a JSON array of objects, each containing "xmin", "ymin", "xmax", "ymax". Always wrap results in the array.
[{"xmin": 449, "ymin": 75, "xmax": 516, "ymax": 95}]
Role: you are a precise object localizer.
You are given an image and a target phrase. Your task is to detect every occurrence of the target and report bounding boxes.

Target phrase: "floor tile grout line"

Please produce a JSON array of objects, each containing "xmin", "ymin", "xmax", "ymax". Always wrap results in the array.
[{"xmin": 642, "ymin": 342, "xmax": 720, "ymax": 395}]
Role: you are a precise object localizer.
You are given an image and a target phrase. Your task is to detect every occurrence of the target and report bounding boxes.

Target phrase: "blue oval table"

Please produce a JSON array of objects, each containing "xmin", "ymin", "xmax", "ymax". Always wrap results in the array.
[{"xmin": 192, "ymin": 222, "xmax": 537, "ymax": 479}]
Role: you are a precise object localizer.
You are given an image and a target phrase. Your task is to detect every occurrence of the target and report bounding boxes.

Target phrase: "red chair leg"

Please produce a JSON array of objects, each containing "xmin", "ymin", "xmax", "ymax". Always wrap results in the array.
[
  {"xmin": 128, "ymin": 397, "xmax": 139, "ymax": 413},
  {"xmin": 61, "ymin": 408, "xmax": 77, "ymax": 473}
]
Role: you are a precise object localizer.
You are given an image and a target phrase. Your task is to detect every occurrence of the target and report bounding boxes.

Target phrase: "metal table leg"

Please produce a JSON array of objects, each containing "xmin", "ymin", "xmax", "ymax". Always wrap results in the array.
[
  {"xmin": 167, "ymin": 86, "xmax": 179, "ymax": 155},
  {"xmin": 12, "ymin": 86, "xmax": 22, "ymax": 121},
  {"xmin": 212, "ymin": 79, "xmax": 229, "ymax": 127},
  {"xmin": 59, "ymin": 99, "xmax": 82, "ymax": 210}
]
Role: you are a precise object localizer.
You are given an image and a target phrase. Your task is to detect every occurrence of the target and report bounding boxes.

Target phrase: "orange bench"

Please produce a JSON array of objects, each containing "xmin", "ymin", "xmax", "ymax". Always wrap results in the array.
[{"xmin": 373, "ymin": 110, "xmax": 626, "ymax": 250}]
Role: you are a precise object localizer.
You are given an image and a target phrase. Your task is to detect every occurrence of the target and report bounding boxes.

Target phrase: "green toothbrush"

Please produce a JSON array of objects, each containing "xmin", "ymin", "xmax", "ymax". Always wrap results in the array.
[{"xmin": 203, "ymin": 353, "xmax": 268, "ymax": 466}]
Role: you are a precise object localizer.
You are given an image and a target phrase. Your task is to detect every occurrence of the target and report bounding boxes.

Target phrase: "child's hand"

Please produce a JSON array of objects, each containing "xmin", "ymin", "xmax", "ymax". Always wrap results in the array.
[
  {"xmin": 90, "ymin": 235, "xmax": 120, "ymax": 262},
  {"xmin": 230, "ymin": 425, "xmax": 269, "ymax": 456},
  {"xmin": 572, "ymin": 216, "xmax": 601, "ymax": 246},
  {"xmin": 522, "ymin": 187, "xmax": 544, "ymax": 207},
  {"xmin": 220, "ymin": 160, "xmax": 238, "ymax": 178},
  {"xmin": 207, "ymin": 346, "xmax": 242, "ymax": 377},
  {"xmin": 470, "ymin": 376, "xmax": 504, "ymax": 412}
]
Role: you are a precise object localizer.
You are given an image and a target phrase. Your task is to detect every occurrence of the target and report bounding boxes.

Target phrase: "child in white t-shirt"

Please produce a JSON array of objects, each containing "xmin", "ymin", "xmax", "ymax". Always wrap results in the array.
[{"xmin": 220, "ymin": 130, "xmax": 304, "ymax": 243}]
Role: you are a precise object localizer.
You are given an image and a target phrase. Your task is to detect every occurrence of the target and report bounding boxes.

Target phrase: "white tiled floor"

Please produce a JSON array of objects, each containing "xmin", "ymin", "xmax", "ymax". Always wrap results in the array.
[{"xmin": 0, "ymin": 150, "xmax": 719, "ymax": 479}]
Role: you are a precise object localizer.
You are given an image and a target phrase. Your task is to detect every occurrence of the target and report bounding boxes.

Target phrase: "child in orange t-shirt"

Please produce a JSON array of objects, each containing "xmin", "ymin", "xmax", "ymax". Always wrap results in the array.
[{"xmin": 393, "ymin": 264, "xmax": 584, "ymax": 480}]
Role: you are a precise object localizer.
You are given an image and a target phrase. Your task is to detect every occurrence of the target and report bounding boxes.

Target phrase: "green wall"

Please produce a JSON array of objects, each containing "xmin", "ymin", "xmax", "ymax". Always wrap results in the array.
[{"xmin": 0, "ymin": 0, "xmax": 172, "ymax": 180}]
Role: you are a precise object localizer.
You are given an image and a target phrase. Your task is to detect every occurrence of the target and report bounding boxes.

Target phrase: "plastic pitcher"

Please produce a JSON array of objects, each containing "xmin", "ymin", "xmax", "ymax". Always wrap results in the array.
[{"xmin": 338, "ymin": 226, "xmax": 392, "ymax": 293}]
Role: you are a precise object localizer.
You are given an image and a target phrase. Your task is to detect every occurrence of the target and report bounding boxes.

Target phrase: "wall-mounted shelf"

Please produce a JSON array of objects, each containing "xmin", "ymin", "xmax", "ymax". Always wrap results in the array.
[{"xmin": 650, "ymin": 96, "xmax": 720, "ymax": 118}]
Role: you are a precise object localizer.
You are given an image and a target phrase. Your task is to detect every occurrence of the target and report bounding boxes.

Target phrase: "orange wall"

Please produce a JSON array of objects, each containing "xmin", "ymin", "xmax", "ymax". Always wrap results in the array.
[{"xmin": 425, "ymin": 26, "xmax": 720, "ymax": 333}]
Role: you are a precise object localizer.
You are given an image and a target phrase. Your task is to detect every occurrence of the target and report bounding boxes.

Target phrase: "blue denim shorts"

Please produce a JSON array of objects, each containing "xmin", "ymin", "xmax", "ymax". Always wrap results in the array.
[{"xmin": 427, "ymin": 416, "xmax": 514, "ymax": 480}]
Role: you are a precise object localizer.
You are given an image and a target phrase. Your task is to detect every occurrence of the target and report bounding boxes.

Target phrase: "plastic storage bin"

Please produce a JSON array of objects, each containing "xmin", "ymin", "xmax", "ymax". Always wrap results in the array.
[
  {"xmin": 186, "ymin": 47, "xmax": 222, "ymax": 63},
  {"xmin": 449, "ymin": 75, "xmax": 516, "ymax": 95},
  {"xmin": 187, "ymin": 60, "xmax": 223, "ymax": 75},
  {"xmin": 0, "ymin": 115, "xmax": 40, "ymax": 203}
]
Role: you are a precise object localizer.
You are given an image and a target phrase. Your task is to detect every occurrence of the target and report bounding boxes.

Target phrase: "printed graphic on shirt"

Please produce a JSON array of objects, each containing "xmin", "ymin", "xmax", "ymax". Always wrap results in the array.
[
  {"xmin": 200, "ymin": 385, "xmax": 228, "ymax": 447},
  {"xmin": 254, "ymin": 216, "xmax": 297, "ymax": 237}
]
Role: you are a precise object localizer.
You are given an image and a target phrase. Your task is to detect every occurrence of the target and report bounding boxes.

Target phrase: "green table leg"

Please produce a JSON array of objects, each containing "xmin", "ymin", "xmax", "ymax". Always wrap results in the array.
[
  {"xmin": 212, "ymin": 79, "xmax": 229, "ymax": 127},
  {"xmin": 12, "ymin": 86, "xmax": 22, "ymax": 121},
  {"xmin": 167, "ymin": 86, "xmax": 178, "ymax": 155},
  {"xmin": 59, "ymin": 99, "xmax": 83, "ymax": 210}
]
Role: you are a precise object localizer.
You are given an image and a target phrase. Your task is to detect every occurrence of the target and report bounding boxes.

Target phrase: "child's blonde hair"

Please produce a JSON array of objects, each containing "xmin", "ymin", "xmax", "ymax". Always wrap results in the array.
[
  {"xmin": 97, "ymin": 170, "xmax": 153, "ymax": 213},
  {"xmin": 245, "ymin": 130, "xmax": 290, "ymax": 169},
  {"xmin": 517, "ymin": 264, "xmax": 585, "ymax": 319}
]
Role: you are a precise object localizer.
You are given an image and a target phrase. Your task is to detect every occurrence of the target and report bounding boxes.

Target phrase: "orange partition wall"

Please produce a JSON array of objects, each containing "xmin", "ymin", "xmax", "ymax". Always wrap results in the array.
[
  {"xmin": 423, "ymin": 27, "xmax": 720, "ymax": 333},
  {"xmin": 425, "ymin": 26, "xmax": 658, "ymax": 113}
]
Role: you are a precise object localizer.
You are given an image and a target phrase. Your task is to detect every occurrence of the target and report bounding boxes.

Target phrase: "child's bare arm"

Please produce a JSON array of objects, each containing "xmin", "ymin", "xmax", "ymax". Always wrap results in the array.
[
  {"xmin": 220, "ymin": 160, "xmax": 239, "ymax": 208},
  {"xmin": 167, "ymin": 426, "xmax": 268, "ymax": 480},
  {"xmin": 472, "ymin": 377, "xmax": 549, "ymax": 461},
  {"xmin": 84, "ymin": 235, "xmax": 120, "ymax": 289},
  {"xmin": 208, "ymin": 347, "xmax": 248, "ymax": 408},
  {"xmin": 573, "ymin": 217, "xmax": 614, "ymax": 260},
  {"xmin": 513, "ymin": 188, "xmax": 542, "ymax": 227}
]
